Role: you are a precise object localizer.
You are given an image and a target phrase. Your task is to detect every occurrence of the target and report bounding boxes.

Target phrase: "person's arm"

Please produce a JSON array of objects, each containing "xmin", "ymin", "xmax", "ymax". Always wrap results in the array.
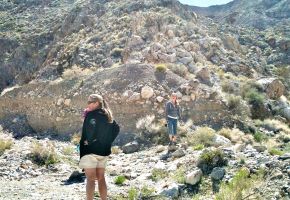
[
  {"xmin": 177, "ymin": 105, "xmax": 182, "ymax": 121},
  {"xmin": 79, "ymin": 118, "xmax": 87, "ymax": 158}
]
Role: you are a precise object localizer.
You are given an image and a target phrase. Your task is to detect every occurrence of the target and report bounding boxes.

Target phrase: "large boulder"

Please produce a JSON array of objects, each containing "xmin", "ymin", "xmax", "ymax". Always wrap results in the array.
[
  {"xmin": 185, "ymin": 169, "xmax": 203, "ymax": 185},
  {"xmin": 257, "ymin": 78, "xmax": 285, "ymax": 99}
]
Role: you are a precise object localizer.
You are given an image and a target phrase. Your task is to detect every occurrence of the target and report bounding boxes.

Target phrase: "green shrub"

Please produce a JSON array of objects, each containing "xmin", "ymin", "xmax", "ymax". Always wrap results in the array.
[
  {"xmin": 29, "ymin": 142, "xmax": 59, "ymax": 166},
  {"xmin": 245, "ymin": 88, "xmax": 265, "ymax": 105},
  {"xmin": 253, "ymin": 131, "xmax": 268, "ymax": 143},
  {"xmin": 128, "ymin": 187, "xmax": 138, "ymax": 200},
  {"xmin": 193, "ymin": 144, "xmax": 205, "ymax": 151},
  {"xmin": 241, "ymin": 81, "xmax": 263, "ymax": 99},
  {"xmin": 172, "ymin": 166, "xmax": 186, "ymax": 183},
  {"xmin": 268, "ymin": 148, "xmax": 283, "ymax": 156},
  {"xmin": 188, "ymin": 127, "xmax": 216, "ymax": 147},
  {"xmin": 140, "ymin": 185, "xmax": 155, "ymax": 198},
  {"xmin": 150, "ymin": 168, "xmax": 169, "ymax": 182},
  {"xmin": 62, "ymin": 146, "xmax": 75, "ymax": 155},
  {"xmin": 111, "ymin": 48, "xmax": 123, "ymax": 58},
  {"xmin": 155, "ymin": 63, "xmax": 167, "ymax": 72},
  {"xmin": 221, "ymin": 80, "xmax": 235, "ymax": 93},
  {"xmin": 215, "ymin": 168, "xmax": 263, "ymax": 200},
  {"xmin": 0, "ymin": 139, "xmax": 12, "ymax": 156},
  {"xmin": 197, "ymin": 149, "xmax": 227, "ymax": 174},
  {"xmin": 114, "ymin": 175, "xmax": 126, "ymax": 185},
  {"xmin": 226, "ymin": 95, "xmax": 241, "ymax": 110}
]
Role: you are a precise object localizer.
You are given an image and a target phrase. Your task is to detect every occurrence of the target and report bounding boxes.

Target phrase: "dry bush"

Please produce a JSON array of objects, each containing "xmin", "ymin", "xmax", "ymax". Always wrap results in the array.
[
  {"xmin": 136, "ymin": 115, "xmax": 168, "ymax": 144},
  {"xmin": 167, "ymin": 63, "xmax": 188, "ymax": 77},
  {"xmin": 111, "ymin": 146, "xmax": 122, "ymax": 154},
  {"xmin": 0, "ymin": 139, "xmax": 12, "ymax": 156},
  {"xmin": 62, "ymin": 145, "xmax": 75, "ymax": 156},
  {"xmin": 29, "ymin": 142, "xmax": 59, "ymax": 166},
  {"xmin": 226, "ymin": 95, "xmax": 251, "ymax": 120},
  {"xmin": 62, "ymin": 65, "xmax": 94, "ymax": 79},
  {"xmin": 217, "ymin": 128, "xmax": 232, "ymax": 141},
  {"xmin": 222, "ymin": 80, "xmax": 236, "ymax": 93},
  {"xmin": 259, "ymin": 119, "xmax": 290, "ymax": 134},
  {"xmin": 187, "ymin": 126, "xmax": 216, "ymax": 147},
  {"xmin": 178, "ymin": 119, "xmax": 194, "ymax": 137},
  {"xmin": 71, "ymin": 132, "xmax": 81, "ymax": 145}
]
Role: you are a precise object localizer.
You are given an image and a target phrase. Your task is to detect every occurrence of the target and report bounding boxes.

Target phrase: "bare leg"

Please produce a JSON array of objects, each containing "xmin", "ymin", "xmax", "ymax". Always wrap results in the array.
[
  {"xmin": 96, "ymin": 168, "xmax": 107, "ymax": 200},
  {"xmin": 84, "ymin": 168, "xmax": 96, "ymax": 200},
  {"xmin": 172, "ymin": 135, "xmax": 177, "ymax": 142}
]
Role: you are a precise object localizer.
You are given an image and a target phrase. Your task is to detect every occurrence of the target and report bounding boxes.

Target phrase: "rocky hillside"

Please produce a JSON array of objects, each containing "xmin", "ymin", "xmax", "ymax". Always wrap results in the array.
[
  {"xmin": 1, "ymin": 0, "xmax": 289, "ymax": 136},
  {"xmin": 190, "ymin": 0, "xmax": 290, "ymax": 29},
  {"xmin": 0, "ymin": 0, "xmax": 290, "ymax": 199}
]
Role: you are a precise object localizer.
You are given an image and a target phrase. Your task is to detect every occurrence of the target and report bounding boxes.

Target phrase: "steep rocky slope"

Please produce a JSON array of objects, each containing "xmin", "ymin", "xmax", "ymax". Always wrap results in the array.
[
  {"xmin": 0, "ymin": 0, "xmax": 290, "ymax": 199},
  {"xmin": 1, "ymin": 0, "xmax": 276, "ymax": 135}
]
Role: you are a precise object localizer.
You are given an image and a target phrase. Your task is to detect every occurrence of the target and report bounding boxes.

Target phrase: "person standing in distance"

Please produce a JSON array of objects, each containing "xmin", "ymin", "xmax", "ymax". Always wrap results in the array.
[
  {"xmin": 165, "ymin": 92, "xmax": 181, "ymax": 146},
  {"xmin": 79, "ymin": 94, "xmax": 119, "ymax": 200}
]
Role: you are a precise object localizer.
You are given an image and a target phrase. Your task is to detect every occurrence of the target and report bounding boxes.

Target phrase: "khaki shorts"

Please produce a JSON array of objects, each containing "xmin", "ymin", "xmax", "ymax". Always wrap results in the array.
[{"xmin": 79, "ymin": 154, "xmax": 108, "ymax": 169}]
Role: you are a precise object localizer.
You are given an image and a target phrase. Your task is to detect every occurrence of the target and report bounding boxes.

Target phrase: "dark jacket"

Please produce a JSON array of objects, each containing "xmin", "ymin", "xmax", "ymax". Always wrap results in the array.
[
  {"xmin": 80, "ymin": 109, "xmax": 120, "ymax": 158},
  {"xmin": 165, "ymin": 101, "xmax": 181, "ymax": 120}
]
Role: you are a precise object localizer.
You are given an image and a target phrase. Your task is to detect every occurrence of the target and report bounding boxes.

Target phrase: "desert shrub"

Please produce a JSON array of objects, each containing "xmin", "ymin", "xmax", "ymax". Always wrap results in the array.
[
  {"xmin": 62, "ymin": 66, "xmax": 94, "ymax": 79},
  {"xmin": 155, "ymin": 63, "xmax": 167, "ymax": 72},
  {"xmin": 62, "ymin": 146, "xmax": 75, "ymax": 155},
  {"xmin": 245, "ymin": 88, "xmax": 265, "ymax": 105},
  {"xmin": 172, "ymin": 166, "xmax": 186, "ymax": 183},
  {"xmin": 225, "ymin": 95, "xmax": 251, "ymax": 120},
  {"xmin": 150, "ymin": 168, "xmax": 169, "ymax": 182},
  {"xmin": 71, "ymin": 132, "xmax": 81, "ymax": 145},
  {"xmin": 217, "ymin": 128, "xmax": 232, "ymax": 141},
  {"xmin": 244, "ymin": 87, "xmax": 268, "ymax": 119},
  {"xmin": 268, "ymin": 148, "xmax": 283, "ymax": 156},
  {"xmin": 197, "ymin": 149, "xmax": 227, "ymax": 174},
  {"xmin": 273, "ymin": 65, "xmax": 290, "ymax": 88},
  {"xmin": 111, "ymin": 47, "xmax": 123, "ymax": 58},
  {"xmin": 128, "ymin": 187, "xmax": 138, "ymax": 200},
  {"xmin": 215, "ymin": 168, "xmax": 263, "ymax": 200},
  {"xmin": 188, "ymin": 127, "xmax": 216, "ymax": 147},
  {"xmin": 136, "ymin": 115, "xmax": 168, "ymax": 144},
  {"xmin": 178, "ymin": 119, "xmax": 193, "ymax": 137},
  {"xmin": 111, "ymin": 146, "xmax": 122, "ymax": 154},
  {"xmin": 226, "ymin": 95, "xmax": 241, "ymax": 110},
  {"xmin": 114, "ymin": 175, "xmax": 126, "ymax": 185},
  {"xmin": 253, "ymin": 131, "xmax": 268, "ymax": 143},
  {"xmin": 193, "ymin": 144, "xmax": 205, "ymax": 151},
  {"xmin": 241, "ymin": 81, "xmax": 263, "ymax": 99},
  {"xmin": 258, "ymin": 119, "xmax": 290, "ymax": 134},
  {"xmin": 29, "ymin": 142, "xmax": 59, "ymax": 166},
  {"xmin": 221, "ymin": 80, "xmax": 235, "ymax": 93},
  {"xmin": 0, "ymin": 139, "xmax": 12, "ymax": 156},
  {"xmin": 167, "ymin": 63, "xmax": 188, "ymax": 77},
  {"xmin": 140, "ymin": 185, "xmax": 155, "ymax": 199}
]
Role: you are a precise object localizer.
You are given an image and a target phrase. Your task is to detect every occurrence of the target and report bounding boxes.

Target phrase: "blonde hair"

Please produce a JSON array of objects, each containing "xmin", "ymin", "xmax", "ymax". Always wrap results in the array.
[
  {"xmin": 171, "ymin": 92, "xmax": 179, "ymax": 105},
  {"xmin": 88, "ymin": 94, "xmax": 113, "ymax": 123}
]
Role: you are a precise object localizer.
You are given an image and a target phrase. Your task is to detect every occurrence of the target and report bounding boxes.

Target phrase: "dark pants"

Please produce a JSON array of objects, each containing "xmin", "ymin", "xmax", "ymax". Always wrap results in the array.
[{"xmin": 167, "ymin": 118, "xmax": 177, "ymax": 135}]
